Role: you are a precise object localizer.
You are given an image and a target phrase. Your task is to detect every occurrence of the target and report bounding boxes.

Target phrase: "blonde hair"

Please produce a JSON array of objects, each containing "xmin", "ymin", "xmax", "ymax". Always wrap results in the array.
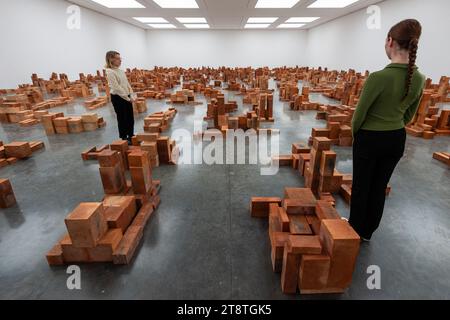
[{"xmin": 105, "ymin": 51, "xmax": 120, "ymax": 69}]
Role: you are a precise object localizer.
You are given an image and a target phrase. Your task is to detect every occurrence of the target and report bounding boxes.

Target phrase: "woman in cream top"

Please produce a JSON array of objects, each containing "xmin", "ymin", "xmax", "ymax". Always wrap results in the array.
[{"xmin": 105, "ymin": 51, "xmax": 135, "ymax": 144}]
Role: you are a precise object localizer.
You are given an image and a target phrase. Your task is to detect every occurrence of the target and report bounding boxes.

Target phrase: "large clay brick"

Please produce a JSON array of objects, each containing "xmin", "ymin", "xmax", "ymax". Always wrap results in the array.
[
  {"xmin": 312, "ymin": 137, "xmax": 332, "ymax": 151},
  {"xmin": 98, "ymin": 150, "xmax": 121, "ymax": 168},
  {"xmin": 320, "ymin": 151, "xmax": 337, "ymax": 176},
  {"xmin": 250, "ymin": 197, "xmax": 282, "ymax": 218},
  {"xmin": 311, "ymin": 128, "xmax": 331, "ymax": 138},
  {"xmin": 103, "ymin": 196, "xmax": 137, "ymax": 232},
  {"xmin": 60, "ymin": 234, "xmax": 90, "ymax": 262},
  {"xmin": 292, "ymin": 143, "xmax": 310, "ymax": 154},
  {"xmin": 128, "ymin": 150, "xmax": 150, "ymax": 168},
  {"xmin": 64, "ymin": 202, "xmax": 108, "ymax": 248},
  {"xmin": 271, "ymin": 232, "xmax": 289, "ymax": 273},
  {"xmin": 282, "ymin": 195, "xmax": 316, "ymax": 215},
  {"xmin": 131, "ymin": 202, "xmax": 154, "ymax": 228},
  {"xmin": 110, "ymin": 140, "xmax": 129, "ymax": 168},
  {"xmin": 315, "ymin": 200, "xmax": 340, "ymax": 220},
  {"xmin": 277, "ymin": 207, "xmax": 290, "ymax": 232},
  {"xmin": 298, "ymin": 153, "xmax": 310, "ymax": 176},
  {"xmin": 305, "ymin": 215, "xmax": 321, "ymax": 235},
  {"xmin": 340, "ymin": 184, "xmax": 352, "ymax": 204},
  {"xmin": 319, "ymin": 219, "xmax": 360, "ymax": 289},
  {"xmin": 4, "ymin": 142, "xmax": 32, "ymax": 159},
  {"xmin": 319, "ymin": 175, "xmax": 343, "ymax": 193},
  {"xmin": 292, "ymin": 154, "xmax": 300, "ymax": 170},
  {"xmin": 46, "ymin": 244, "xmax": 65, "ymax": 266},
  {"xmin": 299, "ymin": 254, "xmax": 331, "ymax": 293},
  {"xmin": 130, "ymin": 166, "xmax": 153, "ymax": 194},
  {"xmin": 287, "ymin": 235, "xmax": 322, "ymax": 254},
  {"xmin": 0, "ymin": 178, "xmax": 16, "ymax": 208},
  {"xmin": 113, "ymin": 226, "xmax": 144, "ymax": 265},
  {"xmin": 141, "ymin": 142, "xmax": 158, "ymax": 157},
  {"xmin": 99, "ymin": 163, "xmax": 126, "ymax": 194},
  {"xmin": 328, "ymin": 122, "xmax": 340, "ymax": 139},
  {"xmin": 87, "ymin": 228, "xmax": 123, "ymax": 262},
  {"xmin": 281, "ymin": 245, "xmax": 301, "ymax": 294},
  {"xmin": 289, "ymin": 215, "xmax": 313, "ymax": 235},
  {"xmin": 284, "ymin": 188, "xmax": 315, "ymax": 200},
  {"xmin": 157, "ymin": 137, "xmax": 171, "ymax": 163}
]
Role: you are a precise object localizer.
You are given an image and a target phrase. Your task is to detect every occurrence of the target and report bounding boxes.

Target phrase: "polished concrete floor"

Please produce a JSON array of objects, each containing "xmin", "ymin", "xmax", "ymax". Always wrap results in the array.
[{"xmin": 0, "ymin": 80, "xmax": 449, "ymax": 300}]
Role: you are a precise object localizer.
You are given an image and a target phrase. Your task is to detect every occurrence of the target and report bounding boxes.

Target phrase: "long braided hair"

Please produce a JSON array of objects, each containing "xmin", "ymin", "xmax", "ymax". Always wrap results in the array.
[{"xmin": 388, "ymin": 19, "xmax": 422, "ymax": 99}]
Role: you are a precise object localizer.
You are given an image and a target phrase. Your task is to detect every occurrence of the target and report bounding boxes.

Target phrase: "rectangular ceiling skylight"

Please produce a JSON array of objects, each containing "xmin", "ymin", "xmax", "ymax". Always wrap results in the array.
[
  {"xmin": 308, "ymin": 0, "xmax": 360, "ymax": 8},
  {"xmin": 247, "ymin": 17, "xmax": 278, "ymax": 23},
  {"xmin": 255, "ymin": 0, "xmax": 300, "ymax": 8},
  {"xmin": 152, "ymin": 0, "xmax": 199, "ymax": 8},
  {"xmin": 148, "ymin": 24, "xmax": 177, "ymax": 28},
  {"xmin": 277, "ymin": 23, "xmax": 305, "ymax": 28},
  {"xmin": 134, "ymin": 17, "xmax": 168, "ymax": 23},
  {"xmin": 91, "ymin": 0, "xmax": 145, "ymax": 8},
  {"xmin": 244, "ymin": 24, "xmax": 270, "ymax": 29},
  {"xmin": 286, "ymin": 17, "xmax": 320, "ymax": 23},
  {"xmin": 176, "ymin": 17, "xmax": 207, "ymax": 23},
  {"xmin": 184, "ymin": 24, "xmax": 210, "ymax": 29}
]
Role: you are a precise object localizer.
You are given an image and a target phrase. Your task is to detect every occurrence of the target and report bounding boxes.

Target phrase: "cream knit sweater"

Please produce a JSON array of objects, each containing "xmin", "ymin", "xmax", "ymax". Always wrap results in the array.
[{"xmin": 106, "ymin": 67, "xmax": 133, "ymax": 101}]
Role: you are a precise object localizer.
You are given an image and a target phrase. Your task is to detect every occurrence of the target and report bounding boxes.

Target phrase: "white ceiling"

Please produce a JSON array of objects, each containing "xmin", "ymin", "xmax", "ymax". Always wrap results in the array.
[{"xmin": 67, "ymin": 0, "xmax": 385, "ymax": 30}]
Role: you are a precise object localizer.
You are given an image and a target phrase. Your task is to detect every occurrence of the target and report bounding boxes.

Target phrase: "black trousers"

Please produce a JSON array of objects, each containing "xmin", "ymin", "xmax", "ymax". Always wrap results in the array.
[
  {"xmin": 111, "ymin": 94, "xmax": 134, "ymax": 140},
  {"xmin": 349, "ymin": 128, "xmax": 406, "ymax": 240}
]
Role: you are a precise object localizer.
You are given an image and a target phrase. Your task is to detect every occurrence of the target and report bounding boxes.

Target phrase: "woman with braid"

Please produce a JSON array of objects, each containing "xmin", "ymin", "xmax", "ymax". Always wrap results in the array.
[{"xmin": 349, "ymin": 19, "xmax": 425, "ymax": 242}]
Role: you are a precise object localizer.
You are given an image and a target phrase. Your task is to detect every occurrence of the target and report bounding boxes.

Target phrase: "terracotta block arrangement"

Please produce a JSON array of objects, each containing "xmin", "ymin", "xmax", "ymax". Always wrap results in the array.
[
  {"xmin": 404, "ymin": 76, "xmax": 449, "ymax": 139},
  {"xmin": 84, "ymin": 96, "xmax": 109, "ymax": 110},
  {"xmin": 432, "ymin": 152, "xmax": 450, "ymax": 166},
  {"xmin": 82, "ymin": 131, "xmax": 178, "ymax": 168},
  {"xmin": 252, "ymin": 187, "xmax": 360, "ymax": 294},
  {"xmin": 143, "ymin": 108, "xmax": 177, "ymax": 133},
  {"xmin": 47, "ymin": 147, "xmax": 162, "ymax": 265},
  {"xmin": 169, "ymin": 89, "xmax": 202, "ymax": 105},
  {"xmin": 42, "ymin": 112, "xmax": 106, "ymax": 135},
  {"xmin": 0, "ymin": 140, "xmax": 45, "ymax": 169},
  {"xmin": 0, "ymin": 178, "xmax": 17, "ymax": 208}
]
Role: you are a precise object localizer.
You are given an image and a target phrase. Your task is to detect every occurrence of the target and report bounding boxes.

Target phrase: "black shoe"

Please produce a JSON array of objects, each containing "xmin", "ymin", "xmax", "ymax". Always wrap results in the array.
[{"xmin": 127, "ymin": 139, "xmax": 132, "ymax": 146}]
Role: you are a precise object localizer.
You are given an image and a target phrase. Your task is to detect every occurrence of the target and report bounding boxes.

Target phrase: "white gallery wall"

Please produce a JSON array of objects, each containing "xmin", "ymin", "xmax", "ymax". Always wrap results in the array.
[
  {"xmin": 0, "ymin": 0, "xmax": 147, "ymax": 88},
  {"xmin": 0, "ymin": 0, "xmax": 448, "ymax": 88},
  {"xmin": 306, "ymin": 0, "xmax": 450, "ymax": 82},
  {"xmin": 146, "ymin": 30, "xmax": 308, "ymax": 68}
]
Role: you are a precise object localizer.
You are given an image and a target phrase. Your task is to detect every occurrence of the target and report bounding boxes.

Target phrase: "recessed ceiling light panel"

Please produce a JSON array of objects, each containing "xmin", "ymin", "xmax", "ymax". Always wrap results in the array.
[
  {"xmin": 247, "ymin": 17, "xmax": 278, "ymax": 23},
  {"xmin": 134, "ymin": 17, "xmax": 168, "ymax": 23},
  {"xmin": 91, "ymin": 0, "xmax": 145, "ymax": 8},
  {"xmin": 152, "ymin": 0, "xmax": 199, "ymax": 8},
  {"xmin": 176, "ymin": 17, "xmax": 207, "ymax": 23},
  {"xmin": 184, "ymin": 24, "xmax": 210, "ymax": 29},
  {"xmin": 148, "ymin": 24, "xmax": 177, "ymax": 28},
  {"xmin": 286, "ymin": 17, "xmax": 320, "ymax": 23},
  {"xmin": 308, "ymin": 0, "xmax": 360, "ymax": 8},
  {"xmin": 244, "ymin": 24, "xmax": 270, "ymax": 29},
  {"xmin": 277, "ymin": 23, "xmax": 305, "ymax": 28},
  {"xmin": 255, "ymin": 0, "xmax": 300, "ymax": 8}
]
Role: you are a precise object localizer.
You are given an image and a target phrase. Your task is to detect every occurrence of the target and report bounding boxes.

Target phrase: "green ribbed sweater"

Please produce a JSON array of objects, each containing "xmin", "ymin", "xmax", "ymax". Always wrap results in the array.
[{"xmin": 351, "ymin": 63, "xmax": 426, "ymax": 136}]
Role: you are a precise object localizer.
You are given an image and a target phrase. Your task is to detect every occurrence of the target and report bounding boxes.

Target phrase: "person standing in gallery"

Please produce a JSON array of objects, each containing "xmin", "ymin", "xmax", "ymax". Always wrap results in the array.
[
  {"xmin": 105, "ymin": 51, "xmax": 135, "ymax": 145},
  {"xmin": 350, "ymin": 19, "xmax": 425, "ymax": 241}
]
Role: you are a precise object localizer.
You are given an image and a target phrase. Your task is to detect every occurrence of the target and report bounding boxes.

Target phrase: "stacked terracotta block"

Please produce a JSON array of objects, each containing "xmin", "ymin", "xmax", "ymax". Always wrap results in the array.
[
  {"xmin": 42, "ymin": 112, "xmax": 105, "ymax": 135},
  {"xmin": 432, "ymin": 152, "xmax": 450, "ymax": 167},
  {"xmin": 406, "ymin": 89, "xmax": 450, "ymax": 138},
  {"xmin": 0, "ymin": 178, "xmax": 17, "ymax": 208},
  {"xmin": 251, "ymin": 188, "xmax": 360, "ymax": 294},
  {"xmin": 133, "ymin": 98, "xmax": 148, "ymax": 114},
  {"xmin": 279, "ymin": 82, "xmax": 299, "ymax": 102},
  {"xmin": 84, "ymin": 96, "xmax": 109, "ymax": 110},
  {"xmin": 0, "ymin": 140, "xmax": 45, "ymax": 168},
  {"xmin": 170, "ymin": 89, "xmax": 201, "ymax": 105},
  {"xmin": 307, "ymin": 123, "xmax": 353, "ymax": 148},
  {"xmin": 254, "ymin": 93, "xmax": 274, "ymax": 122},
  {"xmin": 47, "ymin": 150, "xmax": 161, "ymax": 265},
  {"xmin": 143, "ymin": 108, "xmax": 177, "ymax": 133}
]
